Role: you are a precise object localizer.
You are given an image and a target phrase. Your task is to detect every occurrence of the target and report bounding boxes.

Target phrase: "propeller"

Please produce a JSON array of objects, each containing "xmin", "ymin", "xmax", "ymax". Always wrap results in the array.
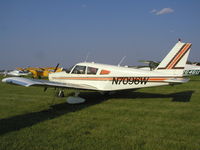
[{"xmin": 53, "ymin": 63, "xmax": 60, "ymax": 72}]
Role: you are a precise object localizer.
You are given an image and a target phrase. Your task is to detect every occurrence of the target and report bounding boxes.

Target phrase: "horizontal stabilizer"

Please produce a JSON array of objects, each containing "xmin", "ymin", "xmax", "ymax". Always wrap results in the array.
[{"xmin": 164, "ymin": 77, "xmax": 190, "ymax": 83}]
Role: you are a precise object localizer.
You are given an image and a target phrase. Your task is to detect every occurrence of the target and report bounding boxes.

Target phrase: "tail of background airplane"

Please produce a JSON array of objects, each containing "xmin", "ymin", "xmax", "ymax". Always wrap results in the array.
[{"xmin": 155, "ymin": 40, "xmax": 192, "ymax": 76}]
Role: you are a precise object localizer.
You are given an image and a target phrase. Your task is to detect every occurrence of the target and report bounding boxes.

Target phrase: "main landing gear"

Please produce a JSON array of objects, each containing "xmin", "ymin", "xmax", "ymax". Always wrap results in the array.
[
  {"xmin": 57, "ymin": 90, "xmax": 65, "ymax": 97},
  {"xmin": 56, "ymin": 89, "xmax": 85, "ymax": 104}
]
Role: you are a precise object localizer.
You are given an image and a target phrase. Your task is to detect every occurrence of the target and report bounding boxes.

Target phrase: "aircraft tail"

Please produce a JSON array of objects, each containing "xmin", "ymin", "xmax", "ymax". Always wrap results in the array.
[{"xmin": 155, "ymin": 40, "xmax": 192, "ymax": 76}]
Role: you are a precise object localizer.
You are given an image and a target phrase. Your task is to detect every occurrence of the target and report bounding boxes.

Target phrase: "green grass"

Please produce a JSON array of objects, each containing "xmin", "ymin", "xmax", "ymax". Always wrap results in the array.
[{"xmin": 0, "ymin": 75, "xmax": 200, "ymax": 150}]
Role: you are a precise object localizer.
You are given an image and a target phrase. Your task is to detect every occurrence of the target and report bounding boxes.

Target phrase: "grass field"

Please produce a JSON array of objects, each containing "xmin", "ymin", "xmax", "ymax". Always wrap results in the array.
[{"xmin": 0, "ymin": 75, "xmax": 200, "ymax": 150}]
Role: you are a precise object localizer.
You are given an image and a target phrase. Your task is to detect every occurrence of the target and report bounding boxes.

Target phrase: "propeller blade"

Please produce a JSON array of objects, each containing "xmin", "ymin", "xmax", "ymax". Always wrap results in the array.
[{"xmin": 54, "ymin": 63, "xmax": 60, "ymax": 72}]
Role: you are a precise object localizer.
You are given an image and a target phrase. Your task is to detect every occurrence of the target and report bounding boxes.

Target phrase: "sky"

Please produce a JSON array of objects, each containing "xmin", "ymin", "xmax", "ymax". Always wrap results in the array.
[{"xmin": 0, "ymin": 0, "xmax": 200, "ymax": 69}]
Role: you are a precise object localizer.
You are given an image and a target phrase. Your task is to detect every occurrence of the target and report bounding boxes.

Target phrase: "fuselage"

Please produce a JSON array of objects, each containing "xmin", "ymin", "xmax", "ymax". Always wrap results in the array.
[
  {"xmin": 7, "ymin": 70, "xmax": 30, "ymax": 77},
  {"xmin": 48, "ymin": 62, "xmax": 182, "ymax": 91}
]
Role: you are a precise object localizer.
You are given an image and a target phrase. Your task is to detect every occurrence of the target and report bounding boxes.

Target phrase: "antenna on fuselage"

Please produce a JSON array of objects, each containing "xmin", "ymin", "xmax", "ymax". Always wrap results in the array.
[
  {"xmin": 118, "ymin": 56, "xmax": 126, "ymax": 66},
  {"xmin": 84, "ymin": 52, "xmax": 90, "ymax": 62}
]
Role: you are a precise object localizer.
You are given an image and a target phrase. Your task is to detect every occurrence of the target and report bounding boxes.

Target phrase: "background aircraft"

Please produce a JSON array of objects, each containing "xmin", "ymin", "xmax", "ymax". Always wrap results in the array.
[
  {"xmin": 3, "ymin": 70, "xmax": 31, "ymax": 77},
  {"xmin": 135, "ymin": 60, "xmax": 200, "ymax": 76},
  {"xmin": 17, "ymin": 64, "xmax": 63, "ymax": 78}
]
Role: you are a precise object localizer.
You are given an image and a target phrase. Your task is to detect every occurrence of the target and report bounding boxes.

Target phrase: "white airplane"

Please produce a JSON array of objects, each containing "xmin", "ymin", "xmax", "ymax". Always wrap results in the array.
[
  {"xmin": 183, "ymin": 64, "xmax": 200, "ymax": 76},
  {"xmin": 2, "ymin": 40, "xmax": 192, "ymax": 104},
  {"xmin": 3, "ymin": 70, "xmax": 31, "ymax": 77}
]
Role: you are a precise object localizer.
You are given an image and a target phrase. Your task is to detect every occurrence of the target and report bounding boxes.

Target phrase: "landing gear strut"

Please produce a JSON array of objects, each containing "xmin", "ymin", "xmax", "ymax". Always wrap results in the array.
[{"xmin": 56, "ymin": 89, "xmax": 65, "ymax": 97}]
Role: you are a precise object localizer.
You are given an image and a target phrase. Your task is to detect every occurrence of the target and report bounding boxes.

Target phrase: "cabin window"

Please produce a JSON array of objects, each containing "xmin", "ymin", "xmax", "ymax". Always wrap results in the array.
[
  {"xmin": 71, "ymin": 65, "xmax": 86, "ymax": 74},
  {"xmin": 87, "ymin": 67, "xmax": 98, "ymax": 75},
  {"xmin": 100, "ymin": 69, "xmax": 110, "ymax": 75}
]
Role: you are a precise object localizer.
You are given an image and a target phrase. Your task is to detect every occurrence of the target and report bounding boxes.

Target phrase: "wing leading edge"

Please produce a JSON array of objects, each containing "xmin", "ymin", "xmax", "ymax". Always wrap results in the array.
[{"xmin": 2, "ymin": 77, "xmax": 98, "ymax": 90}]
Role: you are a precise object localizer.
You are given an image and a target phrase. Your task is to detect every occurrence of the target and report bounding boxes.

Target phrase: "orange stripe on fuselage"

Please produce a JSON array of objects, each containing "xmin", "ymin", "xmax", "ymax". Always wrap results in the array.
[
  {"xmin": 53, "ymin": 77, "xmax": 113, "ymax": 81},
  {"xmin": 167, "ymin": 43, "xmax": 191, "ymax": 69},
  {"xmin": 148, "ymin": 78, "xmax": 166, "ymax": 81},
  {"xmin": 52, "ymin": 77, "xmax": 176, "ymax": 82}
]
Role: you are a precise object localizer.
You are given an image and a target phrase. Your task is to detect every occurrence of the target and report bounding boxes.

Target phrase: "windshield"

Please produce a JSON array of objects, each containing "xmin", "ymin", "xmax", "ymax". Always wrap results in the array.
[
  {"xmin": 63, "ymin": 66, "xmax": 74, "ymax": 73},
  {"xmin": 71, "ymin": 65, "xmax": 86, "ymax": 74}
]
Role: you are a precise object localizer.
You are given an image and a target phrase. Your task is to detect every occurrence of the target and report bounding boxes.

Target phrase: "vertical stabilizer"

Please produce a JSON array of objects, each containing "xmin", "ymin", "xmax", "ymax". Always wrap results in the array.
[{"xmin": 155, "ymin": 41, "xmax": 192, "ymax": 76}]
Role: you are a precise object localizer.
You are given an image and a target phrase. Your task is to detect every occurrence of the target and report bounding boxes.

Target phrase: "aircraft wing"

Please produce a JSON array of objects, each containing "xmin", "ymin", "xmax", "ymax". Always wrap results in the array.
[{"xmin": 2, "ymin": 77, "xmax": 98, "ymax": 90}]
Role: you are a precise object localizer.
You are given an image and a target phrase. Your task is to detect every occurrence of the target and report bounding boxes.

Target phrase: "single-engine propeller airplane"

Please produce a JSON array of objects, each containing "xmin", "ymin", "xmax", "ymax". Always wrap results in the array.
[
  {"xmin": 2, "ymin": 40, "xmax": 192, "ymax": 104},
  {"xmin": 3, "ymin": 70, "xmax": 31, "ymax": 77},
  {"xmin": 17, "ymin": 63, "xmax": 63, "ymax": 78}
]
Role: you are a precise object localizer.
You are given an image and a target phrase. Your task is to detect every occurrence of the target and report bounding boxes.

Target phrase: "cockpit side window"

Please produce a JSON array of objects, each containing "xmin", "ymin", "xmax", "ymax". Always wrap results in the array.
[
  {"xmin": 87, "ymin": 67, "xmax": 98, "ymax": 75},
  {"xmin": 71, "ymin": 65, "xmax": 86, "ymax": 74}
]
